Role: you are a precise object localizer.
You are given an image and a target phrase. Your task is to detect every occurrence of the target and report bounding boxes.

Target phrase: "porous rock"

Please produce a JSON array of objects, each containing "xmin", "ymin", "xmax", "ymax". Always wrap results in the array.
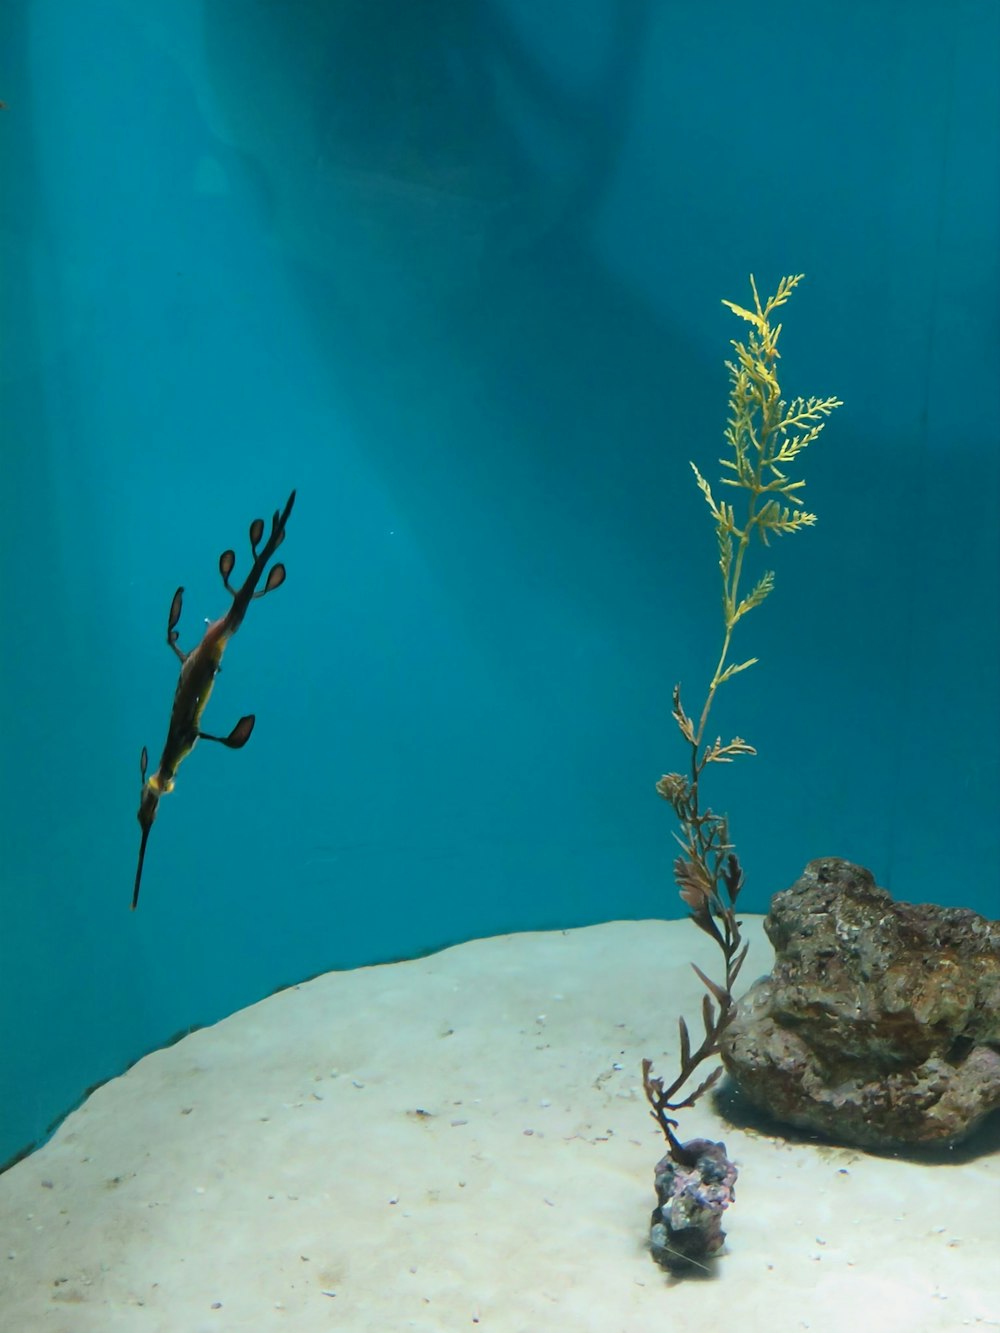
[
  {"xmin": 649, "ymin": 1138, "xmax": 738, "ymax": 1270},
  {"xmin": 720, "ymin": 857, "xmax": 1000, "ymax": 1149}
]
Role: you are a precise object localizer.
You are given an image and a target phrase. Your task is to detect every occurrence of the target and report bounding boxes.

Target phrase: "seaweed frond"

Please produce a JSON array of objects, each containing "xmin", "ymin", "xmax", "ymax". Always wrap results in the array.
[{"xmin": 644, "ymin": 276, "xmax": 841, "ymax": 1160}]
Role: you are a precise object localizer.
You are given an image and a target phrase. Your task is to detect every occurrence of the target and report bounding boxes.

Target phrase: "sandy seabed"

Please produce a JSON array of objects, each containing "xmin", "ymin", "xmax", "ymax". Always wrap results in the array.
[{"xmin": 2, "ymin": 917, "xmax": 999, "ymax": 1333}]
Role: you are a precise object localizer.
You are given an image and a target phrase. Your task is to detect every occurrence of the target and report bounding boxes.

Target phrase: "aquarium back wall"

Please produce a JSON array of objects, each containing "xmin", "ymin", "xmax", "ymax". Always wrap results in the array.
[{"xmin": 1, "ymin": 0, "xmax": 997, "ymax": 1165}]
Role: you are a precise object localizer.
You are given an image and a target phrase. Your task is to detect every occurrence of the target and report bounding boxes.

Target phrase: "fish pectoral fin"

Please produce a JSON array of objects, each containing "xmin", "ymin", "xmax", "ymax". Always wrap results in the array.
[{"xmin": 198, "ymin": 714, "xmax": 256, "ymax": 749}]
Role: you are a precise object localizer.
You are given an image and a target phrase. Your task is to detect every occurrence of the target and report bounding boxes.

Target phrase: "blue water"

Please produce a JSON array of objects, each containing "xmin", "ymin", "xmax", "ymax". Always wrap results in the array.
[{"xmin": 1, "ymin": 0, "xmax": 997, "ymax": 1168}]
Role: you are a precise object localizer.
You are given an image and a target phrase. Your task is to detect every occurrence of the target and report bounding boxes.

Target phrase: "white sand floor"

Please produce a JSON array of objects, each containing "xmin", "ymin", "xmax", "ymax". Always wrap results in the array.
[{"xmin": 2, "ymin": 918, "xmax": 999, "ymax": 1332}]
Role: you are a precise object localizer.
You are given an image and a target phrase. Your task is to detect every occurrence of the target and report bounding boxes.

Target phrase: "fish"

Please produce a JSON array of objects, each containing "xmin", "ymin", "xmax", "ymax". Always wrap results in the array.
[{"xmin": 132, "ymin": 490, "xmax": 296, "ymax": 909}]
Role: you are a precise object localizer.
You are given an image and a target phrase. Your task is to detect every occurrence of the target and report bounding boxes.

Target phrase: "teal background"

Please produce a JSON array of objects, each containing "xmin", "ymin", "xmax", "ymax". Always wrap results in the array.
[{"xmin": 1, "ymin": 0, "xmax": 997, "ymax": 1166}]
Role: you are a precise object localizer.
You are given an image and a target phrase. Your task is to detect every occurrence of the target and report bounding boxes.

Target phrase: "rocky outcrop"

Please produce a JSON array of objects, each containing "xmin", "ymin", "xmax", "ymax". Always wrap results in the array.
[{"xmin": 720, "ymin": 858, "xmax": 1000, "ymax": 1149}]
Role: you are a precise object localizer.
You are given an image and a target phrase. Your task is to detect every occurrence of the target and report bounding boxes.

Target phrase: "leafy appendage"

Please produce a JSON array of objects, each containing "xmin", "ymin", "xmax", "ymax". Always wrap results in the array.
[
  {"xmin": 703, "ymin": 736, "xmax": 757, "ymax": 765},
  {"xmin": 670, "ymin": 685, "xmax": 696, "ymax": 746},
  {"xmin": 715, "ymin": 657, "xmax": 757, "ymax": 685},
  {"xmin": 755, "ymin": 499, "xmax": 817, "ymax": 544},
  {"xmin": 732, "ymin": 571, "xmax": 774, "ymax": 623}
]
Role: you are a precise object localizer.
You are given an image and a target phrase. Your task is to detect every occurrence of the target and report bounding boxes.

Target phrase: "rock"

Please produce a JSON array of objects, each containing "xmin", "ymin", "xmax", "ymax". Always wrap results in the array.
[
  {"xmin": 720, "ymin": 857, "xmax": 1000, "ymax": 1149},
  {"xmin": 649, "ymin": 1138, "xmax": 738, "ymax": 1271}
]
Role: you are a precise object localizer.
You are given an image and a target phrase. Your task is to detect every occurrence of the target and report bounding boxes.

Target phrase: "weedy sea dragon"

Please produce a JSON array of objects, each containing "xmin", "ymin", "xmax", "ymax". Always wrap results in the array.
[{"xmin": 132, "ymin": 490, "xmax": 296, "ymax": 909}]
